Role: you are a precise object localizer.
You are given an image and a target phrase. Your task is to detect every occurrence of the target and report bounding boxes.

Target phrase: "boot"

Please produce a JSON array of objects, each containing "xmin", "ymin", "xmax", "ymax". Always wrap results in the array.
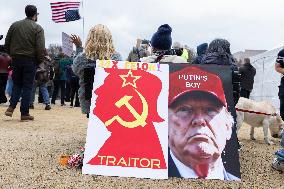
[
  {"xmin": 45, "ymin": 104, "xmax": 51, "ymax": 110},
  {"xmin": 5, "ymin": 106, "xmax": 14, "ymax": 117},
  {"xmin": 21, "ymin": 114, "xmax": 34, "ymax": 121}
]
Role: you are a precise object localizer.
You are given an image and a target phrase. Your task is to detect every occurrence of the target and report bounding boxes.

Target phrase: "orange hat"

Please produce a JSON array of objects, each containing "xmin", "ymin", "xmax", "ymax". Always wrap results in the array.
[{"xmin": 169, "ymin": 66, "xmax": 227, "ymax": 107}]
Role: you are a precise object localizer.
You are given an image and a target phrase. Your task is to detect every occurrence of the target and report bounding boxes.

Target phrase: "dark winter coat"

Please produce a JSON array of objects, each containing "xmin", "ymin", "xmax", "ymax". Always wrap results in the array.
[
  {"xmin": 201, "ymin": 52, "xmax": 238, "ymax": 71},
  {"xmin": 239, "ymin": 63, "xmax": 256, "ymax": 91},
  {"xmin": 0, "ymin": 52, "xmax": 11, "ymax": 73},
  {"xmin": 5, "ymin": 18, "xmax": 45, "ymax": 63}
]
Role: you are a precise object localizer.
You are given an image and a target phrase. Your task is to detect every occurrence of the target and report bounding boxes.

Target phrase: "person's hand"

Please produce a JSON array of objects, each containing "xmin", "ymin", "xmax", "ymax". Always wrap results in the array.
[{"xmin": 70, "ymin": 34, "xmax": 82, "ymax": 47}]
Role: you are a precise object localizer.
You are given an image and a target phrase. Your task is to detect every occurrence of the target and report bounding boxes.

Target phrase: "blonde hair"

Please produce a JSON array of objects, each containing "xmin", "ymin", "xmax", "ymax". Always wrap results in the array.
[{"xmin": 84, "ymin": 24, "xmax": 115, "ymax": 60}]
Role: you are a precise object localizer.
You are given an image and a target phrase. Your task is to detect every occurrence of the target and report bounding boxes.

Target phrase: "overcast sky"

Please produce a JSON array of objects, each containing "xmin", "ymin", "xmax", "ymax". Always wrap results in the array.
[{"xmin": 1, "ymin": 0, "xmax": 284, "ymax": 58}]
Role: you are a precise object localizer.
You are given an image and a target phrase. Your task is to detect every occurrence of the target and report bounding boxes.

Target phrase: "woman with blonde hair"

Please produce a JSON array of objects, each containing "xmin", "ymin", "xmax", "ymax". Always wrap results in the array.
[{"xmin": 71, "ymin": 24, "xmax": 122, "ymax": 116}]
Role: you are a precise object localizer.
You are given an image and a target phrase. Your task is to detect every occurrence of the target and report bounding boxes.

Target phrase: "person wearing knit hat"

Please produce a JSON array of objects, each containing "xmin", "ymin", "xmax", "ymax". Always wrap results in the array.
[
  {"xmin": 193, "ymin": 43, "xmax": 208, "ymax": 64},
  {"xmin": 151, "ymin": 24, "xmax": 172, "ymax": 51},
  {"xmin": 275, "ymin": 48, "xmax": 284, "ymax": 121},
  {"xmin": 168, "ymin": 66, "xmax": 240, "ymax": 180},
  {"xmin": 140, "ymin": 24, "xmax": 187, "ymax": 63}
]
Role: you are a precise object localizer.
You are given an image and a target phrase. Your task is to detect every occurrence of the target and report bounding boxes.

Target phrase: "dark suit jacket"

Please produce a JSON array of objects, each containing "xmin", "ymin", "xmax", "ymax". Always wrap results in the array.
[{"xmin": 168, "ymin": 152, "xmax": 240, "ymax": 180}]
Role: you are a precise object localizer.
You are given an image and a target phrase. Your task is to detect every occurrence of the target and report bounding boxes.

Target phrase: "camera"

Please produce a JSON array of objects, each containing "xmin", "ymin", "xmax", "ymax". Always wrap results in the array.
[{"xmin": 168, "ymin": 48, "xmax": 183, "ymax": 56}]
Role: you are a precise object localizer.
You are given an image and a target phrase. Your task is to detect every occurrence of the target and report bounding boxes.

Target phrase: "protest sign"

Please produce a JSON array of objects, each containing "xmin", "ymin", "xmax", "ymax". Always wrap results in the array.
[
  {"xmin": 62, "ymin": 32, "xmax": 73, "ymax": 57},
  {"xmin": 83, "ymin": 61, "xmax": 169, "ymax": 179},
  {"xmin": 168, "ymin": 64, "xmax": 241, "ymax": 181}
]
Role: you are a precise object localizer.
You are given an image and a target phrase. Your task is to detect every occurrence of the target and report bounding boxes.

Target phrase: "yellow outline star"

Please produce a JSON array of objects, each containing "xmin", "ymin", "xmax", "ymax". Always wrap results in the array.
[{"xmin": 119, "ymin": 70, "xmax": 141, "ymax": 88}]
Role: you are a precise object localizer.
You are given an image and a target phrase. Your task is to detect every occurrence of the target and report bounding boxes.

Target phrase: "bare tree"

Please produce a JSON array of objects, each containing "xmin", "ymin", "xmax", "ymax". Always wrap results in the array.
[{"xmin": 47, "ymin": 44, "xmax": 62, "ymax": 59}]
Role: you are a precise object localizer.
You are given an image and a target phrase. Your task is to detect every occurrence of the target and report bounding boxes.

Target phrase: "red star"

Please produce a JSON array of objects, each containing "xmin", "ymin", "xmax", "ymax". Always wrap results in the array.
[{"xmin": 119, "ymin": 70, "xmax": 141, "ymax": 88}]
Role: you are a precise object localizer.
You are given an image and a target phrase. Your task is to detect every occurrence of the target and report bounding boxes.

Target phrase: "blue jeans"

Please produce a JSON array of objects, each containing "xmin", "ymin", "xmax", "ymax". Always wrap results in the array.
[
  {"xmin": 9, "ymin": 58, "xmax": 36, "ymax": 116},
  {"xmin": 30, "ymin": 82, "xmax": 50, "ymax": 105}
]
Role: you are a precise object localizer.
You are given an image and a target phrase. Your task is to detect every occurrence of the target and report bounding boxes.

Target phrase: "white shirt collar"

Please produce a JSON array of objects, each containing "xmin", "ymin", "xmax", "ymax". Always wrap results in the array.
[{"xmin": 170, "ymin": 150, "xmax": 225, "ymax": 180}]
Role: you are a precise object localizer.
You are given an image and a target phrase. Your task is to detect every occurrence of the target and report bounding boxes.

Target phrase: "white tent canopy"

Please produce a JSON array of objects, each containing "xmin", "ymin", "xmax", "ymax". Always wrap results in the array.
[{"xmin": 250, "ymin": 46, "xmax": 284, "ymax": 111}]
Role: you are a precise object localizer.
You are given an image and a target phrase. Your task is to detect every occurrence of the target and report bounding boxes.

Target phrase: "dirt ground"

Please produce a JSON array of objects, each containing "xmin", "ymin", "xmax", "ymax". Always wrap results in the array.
[{"xmin": 0, "ymin": 102, "xmax": 283, "ymax": 189}]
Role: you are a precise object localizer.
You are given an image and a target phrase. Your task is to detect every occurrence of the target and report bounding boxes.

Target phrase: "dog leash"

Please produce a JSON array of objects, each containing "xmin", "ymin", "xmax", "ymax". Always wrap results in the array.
[{"xmin": 235, "ymin": 108, "xmax": 277, "ymax": 116}]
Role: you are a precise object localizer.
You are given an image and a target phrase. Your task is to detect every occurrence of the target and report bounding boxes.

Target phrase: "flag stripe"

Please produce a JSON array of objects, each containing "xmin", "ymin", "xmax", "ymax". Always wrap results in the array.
[
  {"xmin": 52, "ymin": 11, "xmax": 66, "ymax": 16},
  {"xmin": 51, "ymin": 5, "xmax": 80, "ymax": 12},
  {"xmin": 50, "ymin": 1, "xmax": 80, "ymax": 5},
  {"xmin": 52, "ymin": 15, "xmax": 65, "ymax": 19},
  {"xmin": 51, "ymin": 2, "xmax": 80, "ymax": 8}
]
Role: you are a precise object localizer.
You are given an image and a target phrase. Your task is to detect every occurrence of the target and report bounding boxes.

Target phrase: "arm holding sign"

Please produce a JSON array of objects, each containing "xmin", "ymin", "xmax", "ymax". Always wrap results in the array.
[{"xmin": 71, "ymin": 34, "xmax": 85, "ymax": 76}]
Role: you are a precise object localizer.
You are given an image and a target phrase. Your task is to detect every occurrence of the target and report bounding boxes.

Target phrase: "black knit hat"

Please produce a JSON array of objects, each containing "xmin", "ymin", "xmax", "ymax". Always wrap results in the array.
[
  {"xmin": 150, "ymin": 24, "xmax": 172, "ymax": 50},
  {"xmin": 276, "ymin": 49, "xmax": 284, "ymax": 64},
  {"xmin": 25, "ymin": 5, "xmax": 37, "ymax": 18}
]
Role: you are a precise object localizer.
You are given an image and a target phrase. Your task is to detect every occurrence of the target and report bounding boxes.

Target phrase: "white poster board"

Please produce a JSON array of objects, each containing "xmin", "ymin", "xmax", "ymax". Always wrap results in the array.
[{"xmin": 62, "ymin": 32, "xmax": 73, "ymax": 57}]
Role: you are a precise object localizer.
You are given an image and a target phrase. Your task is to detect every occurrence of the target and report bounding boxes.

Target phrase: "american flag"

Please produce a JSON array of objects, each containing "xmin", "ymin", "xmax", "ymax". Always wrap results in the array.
[{"xmin": 50, "ymin": 2, "xmax": 81, "ymax": 23}]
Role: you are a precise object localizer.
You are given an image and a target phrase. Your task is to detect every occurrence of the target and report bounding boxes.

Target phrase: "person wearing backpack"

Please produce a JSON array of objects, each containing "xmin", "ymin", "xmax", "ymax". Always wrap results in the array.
[{"xmin": 29, "ymin": 52, "xmax": 52, "ymax": 110}]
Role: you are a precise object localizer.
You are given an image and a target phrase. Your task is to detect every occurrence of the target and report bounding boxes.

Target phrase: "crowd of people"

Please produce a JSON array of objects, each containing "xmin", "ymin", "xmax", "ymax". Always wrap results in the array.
[{"xmin": 0, "ymin": 4, "xmax": 284, "ymax": 175}]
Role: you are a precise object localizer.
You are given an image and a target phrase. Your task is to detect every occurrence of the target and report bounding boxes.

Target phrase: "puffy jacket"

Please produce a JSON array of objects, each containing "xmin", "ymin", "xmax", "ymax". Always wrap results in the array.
[
  {"xmin": 0, "ymin": 52, "xmax": 12, "ymax": 73},
  {"xmin": 5, "ymin": 18, "xmax": 45, "ymax": 63}
]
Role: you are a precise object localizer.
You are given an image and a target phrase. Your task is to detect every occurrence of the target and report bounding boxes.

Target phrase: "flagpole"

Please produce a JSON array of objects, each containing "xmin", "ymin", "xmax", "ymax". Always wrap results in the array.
[{"xmin": 82, "ymin": 0, "xmax": 85, "ymax": 42}]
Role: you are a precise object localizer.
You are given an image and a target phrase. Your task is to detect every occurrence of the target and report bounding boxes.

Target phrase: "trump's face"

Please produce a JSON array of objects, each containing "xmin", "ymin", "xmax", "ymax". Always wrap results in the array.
[{"xmin": 169, "ymin": 92, "xmax": 232, "ymax": 166}]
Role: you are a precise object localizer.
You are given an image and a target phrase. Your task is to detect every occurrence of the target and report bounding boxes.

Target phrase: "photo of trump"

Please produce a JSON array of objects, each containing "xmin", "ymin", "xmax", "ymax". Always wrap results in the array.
[{"xmin": 168, "ymin": 66, "xmax": 240, "ymax": 180}]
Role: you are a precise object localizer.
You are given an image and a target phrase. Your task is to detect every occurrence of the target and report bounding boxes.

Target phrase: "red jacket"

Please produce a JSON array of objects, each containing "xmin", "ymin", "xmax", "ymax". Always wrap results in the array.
[{"xmin": 0, "ymin": 53, "xmax": 11, "ymax": 73}]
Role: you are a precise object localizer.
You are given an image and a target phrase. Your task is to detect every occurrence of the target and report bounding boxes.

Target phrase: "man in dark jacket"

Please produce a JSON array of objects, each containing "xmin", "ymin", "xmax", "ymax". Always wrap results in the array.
[
  {"xmin": 4, "ymin": 5, "xmax": 45, "ymax": 121},
  {"xmin": 239, "ymin": 58, "xmax": 256, "ymax": 98}
]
